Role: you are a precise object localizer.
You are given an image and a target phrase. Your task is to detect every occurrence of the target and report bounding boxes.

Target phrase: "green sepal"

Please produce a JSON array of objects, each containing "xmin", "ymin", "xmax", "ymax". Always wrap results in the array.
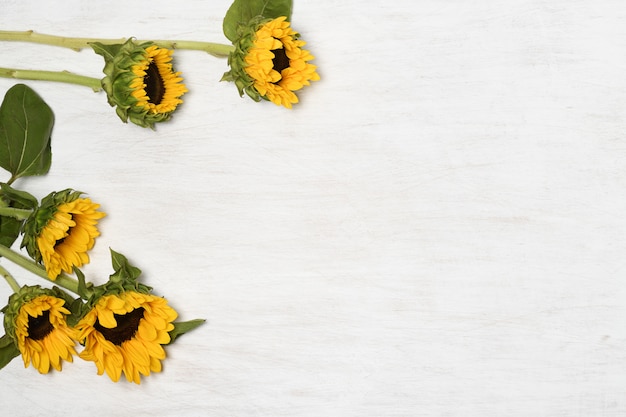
[
  {"xmin": 91, "ymin": 40, "xmax": 140, "ymax": 124},
  {"xmin": 91, "ymin": 40, "xmax": 135, "ymax": 111},
  {"xmin": 109, "ymin": 249, "xmax": 143, "ymax": 285},
  {"xmin": 73, "ymin": 267, "xmax": 94, "ymax": 304},
  {"xmin": 221, "ymin": 15, "xmax": 272, "ymax": 102},
  {"xmin": 0, "ymin": 334, "xmax": 20, "ymax": 370},
  {"xmin": 63, "ymin": 272, "xmax": 88, "ymax": 327},
  {"xmin": 89, "ymin": 42, "xmax": 125, "ymax": 67},
  {"xmin": 80, "ymin": 249, "xmax": 151, "ymax": 312},
  {"xmin": 0, "ymin": 84, "xmax": 53, "ymax": 182},
  {"xmin": 0, "ymin": 183, "xmax": 37, "ymax": 249},
  {"xmin": 67, "ymin": 297, "xmax": 86, "ymax": 327},
  {"xmin": 168, "ymin": 319, "xmax": 205, "ymax": 344},
  {"xmin": 223, "ymin": 0, "xmax": 293, "ymax": 42}
]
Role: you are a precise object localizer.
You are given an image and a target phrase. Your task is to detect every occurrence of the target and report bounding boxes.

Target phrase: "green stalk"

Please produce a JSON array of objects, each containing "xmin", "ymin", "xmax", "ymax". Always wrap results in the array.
[
  {"xmin": 0, "ymin": 30, "xmax": 126, "ymax": 51},
  {"xmin": 0, "ymin": 30, "xmax": 234, "ymax": 58},
  {"xmin": 0, "ymin": 67, "xmax": 102, "ymax": 91},
  {"xmin": 0, "ymin": 264, "xmax": 21, "ymax": 293},
  {"xmin": 153, "ymin": 40, "xmax": 234, "ymax": 57},
  {"xmin": 0, "ymin": 244, "xmax": 81, "ymax": 296},
  {"xmin": 0, "ymin": 207, "xmax": 33, "ymax": 221}
]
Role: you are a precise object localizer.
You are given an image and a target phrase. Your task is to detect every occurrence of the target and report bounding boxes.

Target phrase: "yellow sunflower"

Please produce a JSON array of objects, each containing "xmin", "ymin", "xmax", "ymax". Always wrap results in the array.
[
  {"xmin": 223, "ymin": 16, "xmax": 319, "ymax": 108},
  {"xmin": 130, "ymin": 45, "xmax": 188, "ymax": 115},
  {"xmin": 22, "ymin": 190, "xmax": 106, "ymax": 280},
  {"xmin": 75, "ymin": 291, "xmax": 178, "ymax": 384},
  {"xmin": 14, "ymin": 294, "xmax": 77, "ymax": 374},
  {"xmin": 91, "ymin": 39, "xmax": 188, "ymax": 128}
]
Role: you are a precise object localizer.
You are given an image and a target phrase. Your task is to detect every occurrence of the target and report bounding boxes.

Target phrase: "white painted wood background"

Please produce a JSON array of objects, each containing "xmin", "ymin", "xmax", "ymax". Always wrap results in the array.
[{"xmin": 0, "ymin": 0, "xmax": 625, "ymax": 416}]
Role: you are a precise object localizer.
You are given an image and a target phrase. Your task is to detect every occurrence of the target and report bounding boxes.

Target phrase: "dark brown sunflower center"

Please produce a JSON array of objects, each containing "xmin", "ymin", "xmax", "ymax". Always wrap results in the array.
[
  {"xmin": 27, "ymin": 310, "xmax": 54, "ymax": 341},
  {"xmin": 144, "ymin": 62, "xmax": 165, "ymax": 105},
  {"xmin": 271, "ymin": 42, "xmax": 290, "ymax": 82},
  {"xmin": 94, "ymin": 307, "xmax": 145, "ymax": 346}
]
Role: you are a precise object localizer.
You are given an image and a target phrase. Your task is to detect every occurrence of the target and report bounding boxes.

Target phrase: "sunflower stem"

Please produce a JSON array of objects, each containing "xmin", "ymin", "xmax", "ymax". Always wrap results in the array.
[
  {"xmin": 0, "ymin": 30, "xmax": 234, "ymax": 57},
  {"xmin": 0, "ymin": 264, "xmax": 21, "ymax": 293},
  {"xmin": 0, "ymin": 67, "xmax": 102, "ymax": 91},
  {"xmin": 0, "ymin": 30, "xmax": 126, "ymax": 51},
  {"xmin": 153, "ymin": 40, "xmax": 234, "ymax": 57},
  {"xmin": 0, "ymin": 207, "xmax": 33, "ymax": 220},
  {"xmin": 0, "ymin": 244, "xmax": 81, "ymax": 296}
]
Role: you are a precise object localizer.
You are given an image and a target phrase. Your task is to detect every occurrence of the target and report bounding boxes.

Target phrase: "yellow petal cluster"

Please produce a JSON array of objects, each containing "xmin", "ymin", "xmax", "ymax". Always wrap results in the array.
[
  {"xmin": 15, "ymin": 295, "xmax": 77, "ymax": 374},
  {"xmin": 36, "ymin": 198, "xmax": 105, "ymax": 280},
  {"xmin": 130, "ymin": 45, "xmax": 188, "ymax": 114},
  {"xmin": 244, "ymin": 16, "xmax": 319, "ymax": 108},
  {"xmin": 75, "ymin": 291, "xmax": 178, "ymax": 384}
]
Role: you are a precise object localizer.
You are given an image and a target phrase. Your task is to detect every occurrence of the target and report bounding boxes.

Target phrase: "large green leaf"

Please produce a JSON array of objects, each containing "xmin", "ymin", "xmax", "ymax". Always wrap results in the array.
[
  {"xmin": 0, "ymin": 215, "xmax": 22, "ymax": 248},
  {"xmin": 0, "ymin": 334, "xmax": 20, "ymax": 370},
  {"xmin": 0, "ymin": 84, "xmax": 54, "ymax": 182},
  {"xmin": 0, "ymin": 183, "xmax": 37, "ymax": 209},
  {"xmin": 223, "ymin": 0, "xmax": 293, "ymax": 42},
  {"xmin": 0, "ymin": 183, "xmax": 37, "ymax": 249}
]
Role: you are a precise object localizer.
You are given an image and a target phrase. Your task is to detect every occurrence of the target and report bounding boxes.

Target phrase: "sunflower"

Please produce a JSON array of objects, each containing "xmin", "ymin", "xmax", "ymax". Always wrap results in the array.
[
  {"xmin": 129, "ymin": 45, "xmax": 187, "ymax": 115},
  {"xmin": 3, "ymin": 287, "xmax": 78, "ymax": 374},
  {"xmin": 91, "ymin": 39, "xmax": 188, "ymax": 128},
  {"xmin": 223, "ymin": 16, "xmax": 319, "ymax": 108},
  {"xmin": 22, "ymin": 189, "xmax": 106, "ymax": 280},
  {"xmin": 75, "ymin": 291, "xmax": 178, "ymax": 384}
]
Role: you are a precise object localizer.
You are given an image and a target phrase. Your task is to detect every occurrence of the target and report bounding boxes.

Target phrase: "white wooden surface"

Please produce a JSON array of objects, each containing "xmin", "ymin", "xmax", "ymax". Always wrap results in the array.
[{"xmin": 1, "ymin": 0, "xmax": 625, "ymax": 416}]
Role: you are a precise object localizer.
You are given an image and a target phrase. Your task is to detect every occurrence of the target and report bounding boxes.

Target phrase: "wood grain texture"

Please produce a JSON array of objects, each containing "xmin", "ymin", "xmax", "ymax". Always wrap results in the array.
[{"xmin": 0, "ymin": 0, "xmax": 625, "ymax": 416}]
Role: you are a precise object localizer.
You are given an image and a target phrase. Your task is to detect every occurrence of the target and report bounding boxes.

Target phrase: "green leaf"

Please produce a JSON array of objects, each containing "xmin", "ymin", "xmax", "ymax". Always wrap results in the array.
[
  {"xmin": 0, "ymin": 334, "xmax": 20, "ymax": 370},
  {"xmin": 0, "ymin": 84, "xmax": 54, "ymax": 182},
  {"xmin": 67, "ymin": 297, "xmax": 86, "ymax": 327},
  {"xmin": 0, "ymin": 183, "xmax": 37, "ymax": 249},
  {"xmin": 89, "ymin": 42, "xmax": 124, "ymax": 62},
  {"xmin": 110, "ymin": 249, "xmax": 142, "ymax": 281},
  {"xmin": 73, "ymin": 267, "xmax": 91, "ymax": 301},
  {"xmin": 0, "ymin": 216, "xmax": 22, "ymax": 248},
  {"xmin": 168, "ymin": 319, "xmax": 205, "ymax": 344},
  {"xmin": 0, "ymin": 183, "xmax": 38, "ymax": 209},
  {"xmin": 223, "ymin": 0, "xmax": 293, "ymax": 42}
]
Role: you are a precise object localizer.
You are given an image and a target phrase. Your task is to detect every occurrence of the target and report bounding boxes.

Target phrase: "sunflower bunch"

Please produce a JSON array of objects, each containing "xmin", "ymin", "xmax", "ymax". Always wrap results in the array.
[
  {"xmin": 0, "ymin": 0, "xmax": 320, "ymax": 128},
  {"xmin": 0, "ymin": 84, "xmax": 203, "ymax": 383}
]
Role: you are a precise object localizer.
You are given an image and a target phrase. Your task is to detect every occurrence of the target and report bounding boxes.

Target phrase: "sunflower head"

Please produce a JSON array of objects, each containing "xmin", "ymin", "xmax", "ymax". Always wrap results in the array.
[
  {"xmin": 71, "ymin": 250, "xmax": 175, "ymax": 383},
  {"xmin": 70, "ymin": 249, "xmax": 205, "ymax": 383},
  {"xmin": 91, "ymin": 39, "xmax": 188, "ymax": 128},
  {"xmin": 222, "ymin": 16, "xmax": 320, "ymax": 109},
  {"xmin": 2, "ymin": 285, "xmax": 78, "ymax": 373},
  {"xmin": 75, "ymin": 290, "xmax": 178, "ymax": 384},
  {"xmin": 21, "ymin": 189, "xmax": 106, "ymax": 280}
]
